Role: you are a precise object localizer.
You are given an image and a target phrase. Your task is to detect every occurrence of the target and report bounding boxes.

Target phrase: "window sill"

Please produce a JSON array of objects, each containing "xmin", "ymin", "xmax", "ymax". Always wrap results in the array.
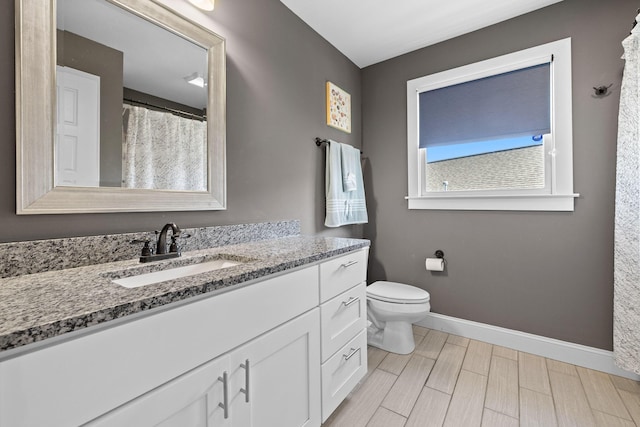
[{"xmin": 406, "ymin": 193, "xmax": 579, "ymax": 211}]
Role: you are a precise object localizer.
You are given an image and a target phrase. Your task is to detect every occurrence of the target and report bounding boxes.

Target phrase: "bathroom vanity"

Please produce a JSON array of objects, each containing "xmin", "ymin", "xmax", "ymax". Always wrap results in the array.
[{"xmin": 0, "ymin": 229, "xmax": 369, "ymax": 427}]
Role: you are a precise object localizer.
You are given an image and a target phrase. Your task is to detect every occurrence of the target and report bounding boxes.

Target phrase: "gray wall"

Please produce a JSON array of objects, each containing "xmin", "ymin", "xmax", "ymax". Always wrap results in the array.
[
  {"xmin": 362, "ymin": 0, "xmax": 633, "ymax": 350},
  {"xmin": 1, "ymin": 0, "xmax": 362, "ymax": 242},
  {"xmin": 57, "ymin": 30, "xmax": 124, "ymax": 187}
]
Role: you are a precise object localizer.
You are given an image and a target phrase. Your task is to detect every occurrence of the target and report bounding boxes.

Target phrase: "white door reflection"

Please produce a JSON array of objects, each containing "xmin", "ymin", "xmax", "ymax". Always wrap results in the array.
[{"xmin": 55, "ymin": 66, "xmax": 100, "ymax": 187}]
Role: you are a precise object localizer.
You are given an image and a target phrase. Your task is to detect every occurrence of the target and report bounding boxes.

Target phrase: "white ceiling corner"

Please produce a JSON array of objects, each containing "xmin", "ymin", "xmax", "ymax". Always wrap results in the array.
[{"xmin": 279, "ymin": 0, "xmax": 564, "ymax": 68}]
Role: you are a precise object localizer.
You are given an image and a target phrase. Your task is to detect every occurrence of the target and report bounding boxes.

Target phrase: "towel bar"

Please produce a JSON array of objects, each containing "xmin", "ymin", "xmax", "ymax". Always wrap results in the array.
[{"xmin": 315, "ymin": 137, "xmax": 330, "ymax": 147}]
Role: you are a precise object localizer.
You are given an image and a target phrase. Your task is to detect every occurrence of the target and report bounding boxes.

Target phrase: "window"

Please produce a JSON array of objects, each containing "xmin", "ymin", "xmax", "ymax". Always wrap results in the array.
[{"xmin": 406, "ymin": 38, "xmax": 578, "ymax": 211}]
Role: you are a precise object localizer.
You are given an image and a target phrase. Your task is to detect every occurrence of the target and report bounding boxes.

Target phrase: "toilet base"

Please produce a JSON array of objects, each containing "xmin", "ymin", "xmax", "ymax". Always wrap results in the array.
[{"xmin": 367, "ymin": 320, "xmax": 416, "ymax": 355}]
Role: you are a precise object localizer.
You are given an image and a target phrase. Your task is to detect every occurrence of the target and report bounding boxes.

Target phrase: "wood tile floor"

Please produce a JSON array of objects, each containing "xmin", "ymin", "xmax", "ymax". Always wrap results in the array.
[{"xmin": 322, "ymin": 326, "xmax": 640, "ymax": 427}]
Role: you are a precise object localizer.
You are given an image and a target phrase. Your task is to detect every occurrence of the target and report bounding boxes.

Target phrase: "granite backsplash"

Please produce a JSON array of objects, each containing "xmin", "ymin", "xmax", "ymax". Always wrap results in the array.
[{"xmin": 0, "ymin": 220, "xmax": 300, "ymax": 279}]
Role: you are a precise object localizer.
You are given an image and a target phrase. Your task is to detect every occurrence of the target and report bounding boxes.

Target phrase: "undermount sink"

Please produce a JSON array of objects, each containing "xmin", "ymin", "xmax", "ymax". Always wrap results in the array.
[{"xmin": 111, "ymin": 258, "xmax": 245, "ymax": 288}]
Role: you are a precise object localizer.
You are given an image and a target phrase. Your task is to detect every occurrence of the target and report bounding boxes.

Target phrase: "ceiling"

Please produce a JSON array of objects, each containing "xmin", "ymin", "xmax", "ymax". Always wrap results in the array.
[
  {"xmin": 58, "ymin": 0, "xmax": 208, "ymax": 109},
  {"xmin": 279, "ymin": 0, "xmax": 563, "ymax": 68}
]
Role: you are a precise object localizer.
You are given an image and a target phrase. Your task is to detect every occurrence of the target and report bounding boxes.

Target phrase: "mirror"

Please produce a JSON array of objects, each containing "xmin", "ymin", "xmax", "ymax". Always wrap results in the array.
[
  {"xmin": 16, "ymin": 0, "xmax": 226, "ymax": 214},
  {"xmin": 57, "ymin": 0, "xmax": 210, "ymax": 191}
]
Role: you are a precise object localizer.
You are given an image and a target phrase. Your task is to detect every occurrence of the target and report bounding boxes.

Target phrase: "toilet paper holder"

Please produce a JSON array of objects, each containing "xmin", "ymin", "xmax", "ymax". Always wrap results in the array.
[{"xmin": 425, "ymin": 250, "xmax": 446, "ymax": 272}]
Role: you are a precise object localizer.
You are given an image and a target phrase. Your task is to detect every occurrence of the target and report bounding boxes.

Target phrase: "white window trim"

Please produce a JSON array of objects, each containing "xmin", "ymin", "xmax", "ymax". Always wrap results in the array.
[{"xmin": 406, "ymin": 38, "xmax": 579, "ymax": 211}]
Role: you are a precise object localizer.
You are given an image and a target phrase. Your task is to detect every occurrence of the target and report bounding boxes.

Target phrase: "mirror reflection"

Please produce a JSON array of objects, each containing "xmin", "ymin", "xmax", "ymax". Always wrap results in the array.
[{"xmin": 56, "ymin": 0, "xmax": 208, "ymax": 191}]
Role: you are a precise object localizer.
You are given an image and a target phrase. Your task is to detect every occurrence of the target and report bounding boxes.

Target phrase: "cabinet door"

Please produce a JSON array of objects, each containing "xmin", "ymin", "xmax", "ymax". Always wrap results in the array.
[
  {"xmin": 87, "ymin": 355, "xmax": 231, "ymax": 427},
  {"xmin": 230, "ymin": 309, "xmax": 321, "ymax": 427}
]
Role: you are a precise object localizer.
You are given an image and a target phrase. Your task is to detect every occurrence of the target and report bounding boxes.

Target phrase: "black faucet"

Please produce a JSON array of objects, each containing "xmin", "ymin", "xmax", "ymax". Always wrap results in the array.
[
  {"xmin": 134, "ymin": 223, "xmax": 186, "ymax": 263},
  {"xmin": 156, "ymin": 223, "xmax": 181, "ymax": 255}
]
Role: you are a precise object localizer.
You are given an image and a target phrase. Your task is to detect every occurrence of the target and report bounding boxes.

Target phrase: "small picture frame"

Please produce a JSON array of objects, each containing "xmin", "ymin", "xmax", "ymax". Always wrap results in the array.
[{"xmin": 326, "ymin": 82, "xmax": 351, "ymax": 133}]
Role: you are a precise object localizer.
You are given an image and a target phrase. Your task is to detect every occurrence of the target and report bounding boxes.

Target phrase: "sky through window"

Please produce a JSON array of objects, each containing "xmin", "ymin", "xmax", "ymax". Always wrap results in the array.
[{"xmin": 426, "ymin": 135, "xmax": 544, "ymax": 163}]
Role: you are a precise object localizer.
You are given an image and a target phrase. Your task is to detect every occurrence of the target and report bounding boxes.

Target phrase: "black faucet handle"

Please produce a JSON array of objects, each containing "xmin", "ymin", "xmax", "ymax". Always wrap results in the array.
[
  {"xmin": 130, "ymin": 239, "xmax": 153, "ymax": 257},
  {"xmin": 169, "ymin": 236, "xmax": 178, "ymax": 253},
  {"xmin": 130, "ymin": 238, "xmax": 150, "ymax": 245},
  {"xmin": 169, "ymin": 233, "xmax": 192, "ymax": 253}
]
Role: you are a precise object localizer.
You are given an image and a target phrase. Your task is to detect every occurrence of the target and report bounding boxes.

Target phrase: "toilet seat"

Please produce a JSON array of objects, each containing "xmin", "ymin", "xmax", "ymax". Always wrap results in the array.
[{"xmin": 367, "ymin": 281, "xmax": 430, "ymax": 304}]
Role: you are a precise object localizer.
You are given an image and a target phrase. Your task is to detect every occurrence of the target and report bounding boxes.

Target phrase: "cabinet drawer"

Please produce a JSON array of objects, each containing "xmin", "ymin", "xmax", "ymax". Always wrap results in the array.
[
  {"xmin": 319, "ymin": 249, "xmax": 368, "ymax": 302},
  {"xmin": 320, "ymin": 283, "xmax": 366, "ymax": 362},
  {"xmin": 321, "ymin": 330, "xmax": 367, "ymax": 422}
]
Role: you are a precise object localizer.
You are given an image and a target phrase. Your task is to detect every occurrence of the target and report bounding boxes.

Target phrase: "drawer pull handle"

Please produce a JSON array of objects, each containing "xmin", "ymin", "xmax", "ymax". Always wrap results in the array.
[
  {"xmin": 240, "ymin": 359, "xmax": 250, "ymax": 403},
  {"xmin": 340, "ymin": 260, "xmax": 358, "ymax": 268},
  {"xmin": 342, "ymin": 297, "xmax": 359, "ymax": 307},
  {"xmin": 218, "ymin": 371, "xmax": 229, "ymax": 419},
  {"xmin": 343, "ymin": 347, "xmax": 360, "ymax": 361}
]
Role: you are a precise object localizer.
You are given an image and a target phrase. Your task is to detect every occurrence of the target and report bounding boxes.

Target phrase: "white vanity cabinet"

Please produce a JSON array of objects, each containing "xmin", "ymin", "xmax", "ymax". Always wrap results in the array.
[
  {"xmin": 0, "ymin": 248, "xmax": 369, "ymax": 427},
  {"xmin": 319, "ymin": 250, "xmax": 369, "ymax": 422},
  {"xmin": 0, "ymin": 266, "xmax": 320, "ymax": 427}
]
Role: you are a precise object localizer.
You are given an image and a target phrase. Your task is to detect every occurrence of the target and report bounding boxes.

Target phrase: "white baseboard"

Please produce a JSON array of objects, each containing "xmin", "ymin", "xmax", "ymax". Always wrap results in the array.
[{"xmin": 416, "ymin": 313, "xmax": 640, "ymax": 381}]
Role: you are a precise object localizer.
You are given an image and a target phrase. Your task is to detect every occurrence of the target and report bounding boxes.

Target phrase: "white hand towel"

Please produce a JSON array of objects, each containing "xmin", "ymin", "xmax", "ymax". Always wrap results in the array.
[{"xmin": 341, "ymin": 143, "xmax": 359, "ymax": 192}]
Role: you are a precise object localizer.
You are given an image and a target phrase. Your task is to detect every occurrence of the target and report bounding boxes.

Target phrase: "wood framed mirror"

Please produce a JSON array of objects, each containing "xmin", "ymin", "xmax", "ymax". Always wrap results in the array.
[{"xmin": 15, "ymin": 0, "xmax": 226, "ymax": 214}]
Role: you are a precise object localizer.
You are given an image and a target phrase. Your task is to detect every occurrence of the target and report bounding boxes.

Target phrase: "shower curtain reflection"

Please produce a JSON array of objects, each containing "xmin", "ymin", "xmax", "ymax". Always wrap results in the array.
[{"xmin": 122, "ymin": 105, "xmax": 207, "ymax": 191}]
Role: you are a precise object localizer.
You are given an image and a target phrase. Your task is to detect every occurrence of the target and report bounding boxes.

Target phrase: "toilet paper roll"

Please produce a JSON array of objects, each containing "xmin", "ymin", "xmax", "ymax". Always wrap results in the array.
[{"xmin": 426, "ymin": 258, "xmax": 445, "ymax": 272}]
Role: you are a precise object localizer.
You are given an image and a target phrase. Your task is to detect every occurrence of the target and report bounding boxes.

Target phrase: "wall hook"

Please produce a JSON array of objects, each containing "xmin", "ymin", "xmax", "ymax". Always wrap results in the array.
[{"xmin": 593, "ymin": 84, "xmax": 613, "ymax": 97}]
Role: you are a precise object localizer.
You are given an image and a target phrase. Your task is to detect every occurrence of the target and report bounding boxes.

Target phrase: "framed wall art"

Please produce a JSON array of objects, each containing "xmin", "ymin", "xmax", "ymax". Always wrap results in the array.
[{"xmin": 326, "ymin": 81, "xmax": 351, "ymax": 133}]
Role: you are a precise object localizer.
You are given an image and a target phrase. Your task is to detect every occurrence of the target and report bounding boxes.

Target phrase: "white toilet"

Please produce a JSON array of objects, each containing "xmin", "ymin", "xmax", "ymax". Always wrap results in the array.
[{"xmin": 367, "ymin": 281, "xmax": 431, "ymax": 354}]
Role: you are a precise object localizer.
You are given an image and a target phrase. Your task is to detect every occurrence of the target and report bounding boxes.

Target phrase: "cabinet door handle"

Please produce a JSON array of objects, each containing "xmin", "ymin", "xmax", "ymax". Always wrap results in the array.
[
  {"xmin": 218, "ymin": 372, "xmax": 229, "ymax": 419},
  {"xmin": 240, "ymin": 359, "xmax": 250, "ymax": 403},
  {"xmin": 342, "ymin": 296, "xmax": 359, "ymax": 307},
  {"xmin": 343, "ymin": 347, "xmax": 360, "ymax": 361},
  {"xmin": 340, "ymin": 260, "xmax": 358, "ymax": 268}
]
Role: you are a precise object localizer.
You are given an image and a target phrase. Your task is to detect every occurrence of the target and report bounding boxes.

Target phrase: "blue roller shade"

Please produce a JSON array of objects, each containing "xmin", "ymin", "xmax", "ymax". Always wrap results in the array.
[{"xmin": 419, "ymin": 62, "xmax": 551, "ymax": 149}]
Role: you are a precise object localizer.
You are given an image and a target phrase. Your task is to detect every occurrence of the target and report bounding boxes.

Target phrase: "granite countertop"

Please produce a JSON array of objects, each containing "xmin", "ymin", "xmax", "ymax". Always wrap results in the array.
[{"xmin": 0, "ymin": 235, "xmax": 369, "ymax": 354}]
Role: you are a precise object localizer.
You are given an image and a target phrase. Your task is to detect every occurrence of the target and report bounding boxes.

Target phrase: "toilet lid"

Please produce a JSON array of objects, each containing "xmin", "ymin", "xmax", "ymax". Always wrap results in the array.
[{"xmin": 367, "ymin": 281, "xmax": 431, "ymax": 304}]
